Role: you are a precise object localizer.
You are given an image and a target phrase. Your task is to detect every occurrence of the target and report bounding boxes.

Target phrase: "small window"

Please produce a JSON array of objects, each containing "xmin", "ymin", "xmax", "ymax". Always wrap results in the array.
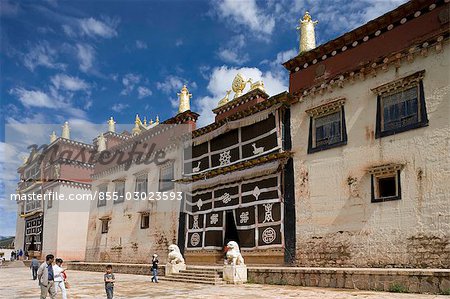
[
  {"xmin": 47, "ymin": 192, "xmax": 53, "ymax": 209},
  {"xmin": 307, "ymin": 100, "xmax": 347, "ymax": 154},
  {"xmin": 140, "ymin": 214, "xmax": 150, "ymax": 229},
  {"xmin": 159, "ymin": 162, "xmax": 174, "ymax": 191},
  {"xmin": 101, "ymin": 219, "xmax": 109, "ymax": 234},
  {"xmin": 97, "ymin": 185, "xmax": 107, "ymax": 207},
  {"xmin": 135, "ymin": 174, "xmax": 148, "ymax": 198},
  {"xmin": 371, "ymin": 170, "xmax": 401, "ymax": 203},
  {"xmin": 375, "ymin": 71, "xmax": 428, "ymax": 138},
  {"xmin": 114, "ymin": 181, "xmax": 125, "ymax": 204}
]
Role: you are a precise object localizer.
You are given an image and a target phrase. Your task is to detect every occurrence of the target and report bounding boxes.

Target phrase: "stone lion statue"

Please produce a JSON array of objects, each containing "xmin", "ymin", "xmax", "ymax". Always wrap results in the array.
[
  {"xmin": 167, "ymin": 244, "xmax": 185, "ymax": 264},
  {"xmin": 225, "ymin": 241, "xmax": 245, "ymax": 265}
]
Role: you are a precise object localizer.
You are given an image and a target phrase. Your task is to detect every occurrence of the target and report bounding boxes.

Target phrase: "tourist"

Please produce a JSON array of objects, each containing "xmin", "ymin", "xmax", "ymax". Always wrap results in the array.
[
  {"xmin": 10, "ymin": 251, "xmax": 15, "ymax": 261},
  {"xmin": 151, "ymin": 254, "xmax": 159, "ymax": 283},
  {"xmin": 37, "ymin": 254, "xmax": 56, "ymax": 299},
  {"xmin": 18, "ymin": 249, "xmax": 23, "ymax": 260},
  {"xmin": 30, "ymin": 256, "xmax": 40, "ymax": 280},
  {"xmin": 53, "ymin": 258, "xmax": 67, "ymax": 299},
  {"xmin": 104, "ymin": 265, "xmax": 115, "ymax": 299}
]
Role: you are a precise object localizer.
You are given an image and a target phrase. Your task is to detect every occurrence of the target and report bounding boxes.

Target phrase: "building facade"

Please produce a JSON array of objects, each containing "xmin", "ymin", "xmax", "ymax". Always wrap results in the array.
[
  {"xmin": 283, "ymin": 0, "xmax": 449, "ymax": 267},
  {"xmin": 15, "ymin": 123, "xmax": 94, "ymax": 261}
]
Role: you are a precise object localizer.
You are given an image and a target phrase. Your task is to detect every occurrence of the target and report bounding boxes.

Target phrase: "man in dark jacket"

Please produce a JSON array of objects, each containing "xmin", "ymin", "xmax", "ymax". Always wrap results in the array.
[
  {"xmin": 151, "ymin": 254, "xmax": 159, "ymax": 283},
  {"xmin": 30, "ymin": 257, "xmax": 40, "ymax": 280}
]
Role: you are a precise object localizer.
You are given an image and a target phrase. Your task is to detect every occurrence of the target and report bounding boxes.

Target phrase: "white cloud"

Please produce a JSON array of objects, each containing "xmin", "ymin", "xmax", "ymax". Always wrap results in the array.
[
  {"xmin": 175, "ymin": 39, "xmax": 183, "ymax": 47},
  {"xmin": 156, "ymin": 75, "xmax": 196, "ymax": 95},
  {"xmin": 194, "ymin": 66, "xmax": 287, "ymax": 127},
  {"xmin": 9, "ymin": 88, "xmax": 60, "ymax": 108},
  {"xmin": 51, "ymin": 74, "xmax": 89, "ymax": 91},
  {"xmin": 78, "ymin": 17, "xmax": 119, "ymax": 38},
  {"xmin": 121, "ymin": 73, "xmax": 141, "ymax": 95},
  {"xmin": 135, "ymin": 40, "xmax": 148, "ymax": 49},
  {"xmin": 23, "ymin": 41, "xmax": 65, "ymax": 72},
  {"xmin": 217, "ymin": 34, "xmax": 249, "ymax": 65},
  {"xmin": 137, "ymin": 86, "xmax": 152, "ymax": 99},
  {"xmin": 76, "ymin": 43, "xmax": 95, "ymax": 72},
  {"xmin": 111, "ymin": 103, "xmax": 129, "ymax": 112},
  {"xmin": 213, "ymin": 0, "xmax": 275, "ymax": 36}
]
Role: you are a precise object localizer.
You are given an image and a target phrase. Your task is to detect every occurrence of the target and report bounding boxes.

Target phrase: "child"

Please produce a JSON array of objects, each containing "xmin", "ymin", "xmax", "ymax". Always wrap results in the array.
[
  {"xmin": 151, "ymin": 254, "xmax": 159, "ymax": 283},
  {"xmin": 104, "ymin": 265, "xmax": 115, "ymax": 299},
  {"xmin": 53, "ymin": 258, "xmax": 67, "ymax": 299}
]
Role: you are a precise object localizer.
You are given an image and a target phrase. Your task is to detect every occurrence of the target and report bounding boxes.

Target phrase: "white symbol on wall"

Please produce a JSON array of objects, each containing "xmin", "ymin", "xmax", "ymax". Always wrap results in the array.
[
  {"xmin": 263, "ymin": 203, "xmax": 274, "ymax": 223},
  {"xmin": 192, "ymin": 215, "xmax": 200, "ymax": 229},
  {"xmin": 219, "ymin": 150, "xmax": 231, "ymax": 166},
  {"xmin": 252, "ymin": 143, "xmax": 264, "ymax": 155},
  {"xmin": 192, "ymin": 161, "xmax": 201, "ymax": 172},
  {"xmin": 196, "ymin": 199, "xmax": 203, "ymax": 210},
  {"xmin": 190, "ymin": 233, "xmax": 201, "ymax": 246},
  {"xmin": 220, "ymin": 193, "xmax": 231, "ymax": 204},
  {"xmin": 210, "ymin": 213, "xmax": 219, "ymax": 225},
  {"xmin": 253, "ymin": 186, "xmax": 261, "ymax": 200},
  {"xmin": 262, "ymin": 227, "xmax": 276, "ymax": 244},
  {"xmin": 240, "ymin": 211, "xmax": 249, "ymax": 224}
]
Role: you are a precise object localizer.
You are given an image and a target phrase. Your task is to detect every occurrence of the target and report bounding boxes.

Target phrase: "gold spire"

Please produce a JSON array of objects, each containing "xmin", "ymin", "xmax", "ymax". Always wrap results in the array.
[
  {"xmin": 177, "ymin": 85, "xmax": 192, "ymax": 114},
  {"xmin": 132, "ymin": 114, "xmax": 142, "ymax": 135},
  {"xmin": 61, "ymin": 122, "xmax": 70, "ymax": 139},
  {"xmin": 50, "ymin": 131, "xmax": 57, "ymax": 143},
  {"xmin": 297, "ymin": 11, "xmax": 318, "ymax": 53},
  {"xmin": 143, "ymin": 116, "xmax": 147, "ymax": 126},
  {"xmin": 156, "ymin": 115, "xmax": 160, "ymax": 123},
  {"xmin": 107, "ymin": 117, "xmax": 116, "ymax": 133}
]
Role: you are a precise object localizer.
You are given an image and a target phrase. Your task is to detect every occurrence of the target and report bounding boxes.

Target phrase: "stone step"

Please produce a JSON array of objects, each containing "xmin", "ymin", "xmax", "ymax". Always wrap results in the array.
[
  {"xmin": 180, "ymin": 269, "xmax": 222, "ymax": 275},
  {"xmin": 170, "ymin": 273, "xmax": 221, "ymax": 279},
  {"xmin": 159, "ymin": 276, "xmax": 225, "ymax": 285}
]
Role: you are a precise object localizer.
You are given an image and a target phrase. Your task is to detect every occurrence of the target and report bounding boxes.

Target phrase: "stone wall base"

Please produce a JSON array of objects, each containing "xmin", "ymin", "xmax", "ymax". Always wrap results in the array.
[{"xmin": 67, "ymin": 262, "xmax": 166, "ymax": 277}]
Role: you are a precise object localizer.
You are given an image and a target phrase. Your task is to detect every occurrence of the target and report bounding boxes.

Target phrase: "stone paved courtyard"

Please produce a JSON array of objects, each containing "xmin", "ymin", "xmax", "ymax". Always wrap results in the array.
[{"xmin": 0, "ymin": 266, "xmax": 447, "ymax": 299}]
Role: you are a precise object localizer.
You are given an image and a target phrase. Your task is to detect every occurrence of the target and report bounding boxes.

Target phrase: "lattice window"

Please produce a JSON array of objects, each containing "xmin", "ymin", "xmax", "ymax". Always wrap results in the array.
[
  {"xmin": 97, "ymin": 184, "xmax": 108, "ymax": 207},
  {"xmin": 159, "ymin": 162, "xmax": 174, "ymax": 191},
  {"xmin": 114, "ymin": 180, "xmax": 125, "ymax": 204},
  {"xmin": 135, "ymin": 174, "xmax": 148, "ymax": 197},
  {"xmin": 101, "ymin": 219, "xmax": 109, "ymax": 234}
]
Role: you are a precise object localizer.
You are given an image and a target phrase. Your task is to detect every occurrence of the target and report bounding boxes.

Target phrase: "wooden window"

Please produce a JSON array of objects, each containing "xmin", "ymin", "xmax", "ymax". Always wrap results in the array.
[
  {"xmin": 140, "ymin": 214, "xmax": 150, "ymax": 229},
  {"xmin": 97, "ymin": 185, "xmax": 107, "ymax": 207},
  {"xmin": 135, "ymin": 174, "xmax": 148, "ymax": 198},
  {"xmin": 101, "ymin": 219, "xmax": 109, "ymax": 234},
  {"xmin": 159, "ymin": 163, "xmax": 174, "ymax": 191},
  {"xmin": 374, "ymin": 71, "xmax": 428, "ymax": 138},
  {"xmin": 369, "ymin": 164, "xmax": 402, "ymax": 203},
  {"xmin": 307, "ymin": 99, "xmax": 347, "ymax": 154},
  {"xmin": 114, "ymin": 181, "xmax": 125, "ymax": 204}
]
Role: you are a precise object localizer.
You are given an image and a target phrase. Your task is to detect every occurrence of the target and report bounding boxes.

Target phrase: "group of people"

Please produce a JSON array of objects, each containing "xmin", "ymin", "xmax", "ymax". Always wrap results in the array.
[
  {"xmin": 31, "ymin": 253, "xmax": 159, "ymax": 299},
  {"xmin": 30, "ymin": 254, "xmax": 68, "ymax": 299},
  {"xmin": 10, "ymin": 248, "xmax": 26, "ymax": 261}
]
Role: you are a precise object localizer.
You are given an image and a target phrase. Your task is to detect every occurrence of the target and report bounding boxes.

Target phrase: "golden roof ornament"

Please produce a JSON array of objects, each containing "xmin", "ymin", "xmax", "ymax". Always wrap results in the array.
[
  {"xmin": 297, "ymin": 11, "xmax": 318, "ymax": 53},
  {"xmin": 49, "ymin": 131, "xmax": 57, "ymax": 143},
  {"xmin": 97, "ymin": 133, "xmax": 107, "ymax": 152},
  {"xmin": 156, "ymin": 115, "xmax": 160, "ymax": 123},
  {"xmin": 61, "ymin": 121, "xmax": 70, "ymax": 139},
  {"xmin": 107, "ymin": 117, "xmax": 116, "ymax": 133},
  {"xmin": 177, "ymin": 85, "xmax": 192, "ymax": 114},
  {"xmin": 232, "ymin": 73, "xmax": 251, "ymax": 99},
  {"xmin": 250, "ymin": 80, "xmax": 265, "ymax": 92},
  {"xmin": 132, "ymin": 114, "xmax": 142, "ymax": 135},
  {"xmin": 217, "ymin": 90, "xmax": 231, "ymax": 107}
]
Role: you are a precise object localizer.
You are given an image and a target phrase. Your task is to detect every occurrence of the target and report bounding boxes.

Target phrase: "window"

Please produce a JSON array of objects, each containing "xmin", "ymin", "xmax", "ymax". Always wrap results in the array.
[
  {"xmin": 307, "ymin": 99, "xmax": 347, "ymax": 153},
  {"xmin": 101, "ymin": 219, "xmax": 109, "ymax": 234},
  {"xmin": 47, "ymin": 192, "xmax": 53, "ymax": 209},
  {"xmin": 159, "ymin": 162, "xmax": 174, "ymax": 191},
  {"xmin": 97, "ymin": 185, "xmax": 107, "ymax": 207},
  {"xmin": 140, "ymin": 214, "xmax": 150, "ymax": 229},
  {"xmin": 369, "ymin": 164, "xmax": 402, "ymax": 203},
  {"xmin": 135, "ymin": 174, "xmax": 148, "ymax": 198},
  {"xmin": 114, "ymin": 180, "xmax": 125, "ymax": 204},
  {"xmin": 374, "ymin": 71, "xmax": 428, "ymax": 138}
]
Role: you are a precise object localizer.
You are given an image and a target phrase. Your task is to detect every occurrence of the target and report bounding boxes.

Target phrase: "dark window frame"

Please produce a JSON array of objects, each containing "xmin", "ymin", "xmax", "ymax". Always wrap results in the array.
[
  {"xmin": 113, "ymin": 180, "xmax": 125, "ymax": 204},
  {"xmin": 375, "ymin": 80, "xmax": 428, "ymax": 138},
  {"xmin": 371, "ymin": 170, "xmax": 402, "ymax": 203},
  {"xmin": 97, "ymin": 184, "xmax": 108, "ymax": 207},
  {"xmin": 308, "ymin": 106, "xmax": 348, "ymax": 154},
  {"xmin": 159, "ymin": 162, "xmax": 175, "ymax": 192},
  {"xmin": 140, "ymin": 214, "xmax": 150, "ymax": 229},
  {"xmin": 101, "ymin": 219, "xmax": 109, "ymax": 234},
  {"xmin": 47, "ymin": 192, "xmax": 53, "ymax": 209}
]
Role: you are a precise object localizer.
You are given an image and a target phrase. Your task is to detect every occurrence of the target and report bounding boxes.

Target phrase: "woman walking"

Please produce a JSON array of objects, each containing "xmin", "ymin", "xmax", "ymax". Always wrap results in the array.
[
  {"xmin": 53, "ymin": 258, "xmax": 67, "ymax": 299},
  {"xmin": 151, "ymin": 254, "xmax": 159, "ymax": 283}
]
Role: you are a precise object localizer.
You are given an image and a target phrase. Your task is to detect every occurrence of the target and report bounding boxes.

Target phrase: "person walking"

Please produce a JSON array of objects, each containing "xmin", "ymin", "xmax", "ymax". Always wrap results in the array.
[
  {"xmin": 53, "ymin": 258, "xmax": 67, "ymax": 299},
  {"xmin": 151, "ymin": 254, "xmax": 159, "ymax": 283},
  {"xmin": 37, "ymin": 254, "xmax": 56, "ymax": 299},
  {"xmin": 30, "ymin": 257, "xmax": 40, "ymax": 280},
  {"xmin": 104, "ymin": 265, "xmax": 115, "ymax": 299}
]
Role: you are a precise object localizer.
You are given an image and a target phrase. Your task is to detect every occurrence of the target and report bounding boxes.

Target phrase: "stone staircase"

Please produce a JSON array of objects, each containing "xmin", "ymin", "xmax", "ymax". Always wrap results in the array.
[{"xmin": 159, "ymin": 266, "xmax": 225, "ymax": 285}]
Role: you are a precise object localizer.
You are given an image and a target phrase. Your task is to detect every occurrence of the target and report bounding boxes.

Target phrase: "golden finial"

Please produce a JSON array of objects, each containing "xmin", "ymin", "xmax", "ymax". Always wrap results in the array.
[
  {"xmin": 61, "ymin": 121, "xmax": 70, "ymax": 139},
  {"xmin": 143, "ymin": 116, "xmax": 147, "ymax": 126},
  {"xmin": 49, "ymin": 131, "xmax": 57, "ymax": 143},
  {"xmin": 150, "ymin": 118, "xmax": 153, "ymax": 125},
  {"xmin": 156, "ymin": 115, "xmax": 160, "ymax": 123},
  {"xmin": 231, "ymin": 73, "xmax": 251, "ymax": 99},
  {"xmin": 107, "ymin": 117, "xmax": 116, "ymax": 132},
  {"xmin": 132, "ymin": 114, "xmax": 142, "ymax": 135},
  {"xmin": 297, "ymin": 11, "xmax": 318, "ymax": 53},
  {"xmin": 217, "ymin": 90, "xmax": 231, "ymax": 107},
  {"xmin": 177, "ymin": 85, "xmax": 192, "ymax": 114}
]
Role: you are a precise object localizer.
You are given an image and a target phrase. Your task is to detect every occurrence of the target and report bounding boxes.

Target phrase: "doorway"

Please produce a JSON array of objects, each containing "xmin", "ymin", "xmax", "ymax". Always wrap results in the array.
[{"xmin": 224, "ymin": 211, "xmax": 239, "ymax": 246}]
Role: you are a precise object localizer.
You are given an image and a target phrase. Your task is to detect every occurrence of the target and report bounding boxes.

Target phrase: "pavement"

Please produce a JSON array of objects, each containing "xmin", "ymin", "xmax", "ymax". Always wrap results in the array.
[{"xmin": 0, "ymin": 266, "xmax": 447, "ymax": 298}]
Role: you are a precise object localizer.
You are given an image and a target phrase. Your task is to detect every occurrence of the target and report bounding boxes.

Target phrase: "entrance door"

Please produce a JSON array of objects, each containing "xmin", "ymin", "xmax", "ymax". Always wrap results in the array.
[{"xmin": 224, "ymin": 211, "xmax": 239, "ymax": 246}]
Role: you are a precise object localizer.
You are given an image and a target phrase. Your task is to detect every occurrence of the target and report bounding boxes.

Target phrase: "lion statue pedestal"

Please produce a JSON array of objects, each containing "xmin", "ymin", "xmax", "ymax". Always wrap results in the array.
[
  {"xmin": 166, "ymin": 244, "xmax": 186, "ymax": 275},
  {"xmin": 223, "ymin": 241, "xmax": 247, "ymax": 284}
]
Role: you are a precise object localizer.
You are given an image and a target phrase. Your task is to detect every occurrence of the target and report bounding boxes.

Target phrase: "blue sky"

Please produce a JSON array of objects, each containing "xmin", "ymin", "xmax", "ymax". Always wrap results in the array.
[{"xmin": 0, "ymin": 0, "xmax": 405, "ymax": 236}]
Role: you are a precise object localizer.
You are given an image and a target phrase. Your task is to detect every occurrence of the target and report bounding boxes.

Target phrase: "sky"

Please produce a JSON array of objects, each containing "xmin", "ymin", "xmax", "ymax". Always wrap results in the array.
[{"xmin": 0, "ymin": 0, "xmax": 406, "ymax": 236}]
